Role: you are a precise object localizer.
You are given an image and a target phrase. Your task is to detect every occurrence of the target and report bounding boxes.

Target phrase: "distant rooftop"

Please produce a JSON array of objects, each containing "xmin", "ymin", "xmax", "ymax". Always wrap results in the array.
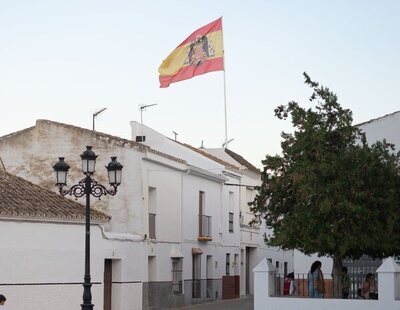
[
  {"xmin": 355, "ymin": 111, "xmax": 400, "ymax": 127},
  {"xmin": 171, "ymin": 139, "xmax": 241, "ymax": 172},
  {"xmin": 224, "ymin": 148, "xmax": 260, "ymax": 174}
]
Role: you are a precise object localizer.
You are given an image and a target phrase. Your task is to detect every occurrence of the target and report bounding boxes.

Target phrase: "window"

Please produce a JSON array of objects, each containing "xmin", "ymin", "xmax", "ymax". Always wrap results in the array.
[
  {"xmin": 199, "ymin": 191, "xmax": 205, "ymax": 237},
  {"xmin": 229, "ymin": 212, "xmax": 234, "ymax": 233},
  {"xmin": 172, "ymin": 258, "xmax": 183, "ymax": 295},
  {"xmin": 199, "ymin": 191, "xmax": 205, "ymax": 215},
  {"xmin": 149, "ymin": 187, "xmax": 157, "ymax": 239},
  {"xmin": 149, "ymin": 213, "xmax": 156, "ymax": 239},
  {"xmin": 229, "ymin": 191, "xmax": 234, "ymax": 211},
  {"xmin": 284, "ymin": 262, "xmax": 288, "ymax": 277},
  {"xmin": 226, "ymin": 253, "xmax": 231, "ymax": 275},
  {"xmin": 276, "ymin": 261, "xmax": 280, "ymax": 269}
]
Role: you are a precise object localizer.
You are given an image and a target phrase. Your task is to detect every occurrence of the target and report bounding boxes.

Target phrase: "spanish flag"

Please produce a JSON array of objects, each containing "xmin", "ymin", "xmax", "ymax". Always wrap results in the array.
[{"xmin": 158, "ymin": 17, "xmax": 224, "ymax": 88}]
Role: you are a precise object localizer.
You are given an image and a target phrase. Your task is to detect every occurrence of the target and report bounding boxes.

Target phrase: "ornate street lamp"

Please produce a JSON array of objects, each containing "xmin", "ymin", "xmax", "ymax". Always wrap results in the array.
[{"xmin": 53, "ymin": 146, "xmax": 123, "ymax": 310}]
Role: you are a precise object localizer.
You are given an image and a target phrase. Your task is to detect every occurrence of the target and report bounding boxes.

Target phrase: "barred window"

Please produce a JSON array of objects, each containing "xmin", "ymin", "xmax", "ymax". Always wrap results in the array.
[
  {"xmin": 172, "ymin": 258, "xmax": 183, "ymax": 295},
  {"xmin": 226, "ymin": 253, "xmax": 231, "ymax": 275},
  {"xmin": 229, "ymin": 212, "xmax": 234, "ymax": 233}
]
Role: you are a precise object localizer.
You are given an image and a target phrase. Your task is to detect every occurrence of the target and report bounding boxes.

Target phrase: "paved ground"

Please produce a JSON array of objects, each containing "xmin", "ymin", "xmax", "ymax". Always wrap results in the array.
[{"xmin": 170, "ymin": 296, "xmax": 253, "ymax": 310}]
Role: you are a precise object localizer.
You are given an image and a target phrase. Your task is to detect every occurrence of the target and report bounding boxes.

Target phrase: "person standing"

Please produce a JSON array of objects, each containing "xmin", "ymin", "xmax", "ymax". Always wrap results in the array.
[
  {"xmin": 308, "ymin": 260, "xmax": 325, "ymax": 298},
  {"xmin": 342, "ymin": 266, "xmax": 350, "ymax": 299}
]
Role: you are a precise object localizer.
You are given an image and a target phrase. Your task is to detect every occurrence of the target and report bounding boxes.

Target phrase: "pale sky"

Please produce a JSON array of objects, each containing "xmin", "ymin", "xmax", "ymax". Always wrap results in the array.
[{"xmin": 1, "ymin": 1, "xmax": 399, "ymax": 168}]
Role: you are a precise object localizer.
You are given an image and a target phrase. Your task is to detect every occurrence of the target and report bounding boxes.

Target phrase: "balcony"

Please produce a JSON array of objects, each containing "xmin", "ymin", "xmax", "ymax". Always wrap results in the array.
[{"xmin": 198, "ymin": 214, "xmax": 212, "ymax": 241}]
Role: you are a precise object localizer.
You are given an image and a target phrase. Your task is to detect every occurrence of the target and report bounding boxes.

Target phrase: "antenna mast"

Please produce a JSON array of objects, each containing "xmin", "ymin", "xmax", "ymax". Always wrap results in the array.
[
  {"xmin": 172, "ymin": 131, "xmax": 178, "ymax": 141},
  {"xmin": 92, "ymin": 107, "xmax": 107, "ymax": 131},
  {"xmin": 139, "ymin": 104, "xmax": 158, "ymax": 125},
  {"xmin": 138, "ymin": 103, "xmax": 158, "ymax": 140}
]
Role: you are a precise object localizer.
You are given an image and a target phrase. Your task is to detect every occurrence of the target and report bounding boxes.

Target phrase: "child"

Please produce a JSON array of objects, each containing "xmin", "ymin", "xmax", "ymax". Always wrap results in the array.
[{"xmin": 283, "ymin": 272, "xmax": 296, "ymax": 296}]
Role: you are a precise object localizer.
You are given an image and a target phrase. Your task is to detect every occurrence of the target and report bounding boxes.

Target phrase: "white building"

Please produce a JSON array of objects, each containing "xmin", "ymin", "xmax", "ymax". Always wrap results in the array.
[
  {"xmin": 203, "ymin": 147, "xmax": 294, "ymax": 294},
  {"xmin": 0, "ymin": 119, "xmax": 293, "ymax": 309},
  {"xmin": 0, "ymin": 120, "xmax": 184, "ymax": 309},
  {"xmin": 357, "ymin": 111, "xmax": 400, "ymax": 147},
  {"xmin": 131, "ymin": 121, "xmax": 293, "ymax": 297},
  {"xmin": 0, "ymin": 168, "xmax": 142, "ymax": 310}
]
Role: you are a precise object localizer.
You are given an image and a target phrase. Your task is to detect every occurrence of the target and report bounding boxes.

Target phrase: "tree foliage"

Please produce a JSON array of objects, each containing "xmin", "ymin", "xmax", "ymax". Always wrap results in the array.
[{"xmin": 251, "ymin": 73, "xmax": 400, "ymax": 262}]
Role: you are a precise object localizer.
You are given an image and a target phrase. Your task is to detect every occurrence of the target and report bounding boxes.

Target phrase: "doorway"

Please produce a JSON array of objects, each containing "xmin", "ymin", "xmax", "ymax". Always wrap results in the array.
[{"xmin": 104, "ymin": 259, "xmax": 112, "ymax": 310}]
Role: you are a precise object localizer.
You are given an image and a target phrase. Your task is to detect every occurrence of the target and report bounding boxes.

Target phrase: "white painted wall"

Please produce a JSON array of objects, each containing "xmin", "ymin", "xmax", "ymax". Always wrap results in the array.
[
  {"xmin": 141, "ymin": 157, "xmax": 186, "ymax": 282},
  {"xmin": 0, "ymin": 220, "xmax": 143, "ymax": 310},
  {"xmin": 131, "ymin": 121, "xmax": 223, "ymax": 172},
  {"xmin": 357, "ymin": 112, "xmax": 400, "ymax": 149}
]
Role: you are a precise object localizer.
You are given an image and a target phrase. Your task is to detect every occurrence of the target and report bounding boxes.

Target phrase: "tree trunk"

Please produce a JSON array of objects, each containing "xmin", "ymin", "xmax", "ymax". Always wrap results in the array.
[{"xmin": 331, "ymin": 255, "xmax": 343, "ymax": 298}]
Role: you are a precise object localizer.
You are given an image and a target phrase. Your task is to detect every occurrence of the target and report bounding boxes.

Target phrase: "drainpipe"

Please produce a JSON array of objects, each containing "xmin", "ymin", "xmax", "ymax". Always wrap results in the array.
[{"xmin": 180, "ymin": 167, "xmax": 190, "ymax": 291}]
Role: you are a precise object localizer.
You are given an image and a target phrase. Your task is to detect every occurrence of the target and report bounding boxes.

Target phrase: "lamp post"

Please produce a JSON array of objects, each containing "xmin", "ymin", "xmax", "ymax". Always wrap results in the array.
[{"xmin": 53, "ymin": 146, "xmax": 123, "ymax": 310}]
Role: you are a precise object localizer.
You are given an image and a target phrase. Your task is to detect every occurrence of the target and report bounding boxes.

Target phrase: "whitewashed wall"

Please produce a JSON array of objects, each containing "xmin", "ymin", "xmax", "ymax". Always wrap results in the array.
[
  {"xmin": 132, "ymin": 121, "xmax": 245, "ymax": 286},
  {"xmin": 132, "ymin": 121, "xmax": 295, "ymax": 297},
  {"xmin": 141, "ymin": 157, "xmax": 185, "ymax": 282},
  {"xmin": 0, "ymin": 220, "xmax": 143, "ymax": 310},
  {"xmin": 357, "ymin": 112, "xmax": 400, "ymax": 148}
]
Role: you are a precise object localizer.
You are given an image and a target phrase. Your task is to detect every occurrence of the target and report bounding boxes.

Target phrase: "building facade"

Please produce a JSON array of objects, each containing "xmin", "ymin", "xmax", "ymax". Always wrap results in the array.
[
  {"xmin": 0, "ymin": 169, "xmax": 143, "ymax": 310},
  {"xmin": 0, "ymin": 119, "xmax": 294, "ymax": 309},
  {"xmin": 131, "ymin": 121, "xmax": 294, "ymax": 299}
]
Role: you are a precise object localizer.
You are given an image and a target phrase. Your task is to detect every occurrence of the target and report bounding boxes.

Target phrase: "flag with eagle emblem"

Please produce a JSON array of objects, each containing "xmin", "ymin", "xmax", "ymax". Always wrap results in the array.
[{"xmin": 158, "ymin": 17, "xmax": 224, "ymax": 88}]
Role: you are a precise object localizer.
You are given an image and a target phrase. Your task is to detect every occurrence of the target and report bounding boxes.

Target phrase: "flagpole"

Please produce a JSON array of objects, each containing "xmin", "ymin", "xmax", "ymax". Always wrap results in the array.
[
  {"xmin": 221, "ymin": 17, "xmax": 228, "ymax": 148},
  {"xmin": 223, "ymin": 66, "xmax": 228, "ymax": 147}
]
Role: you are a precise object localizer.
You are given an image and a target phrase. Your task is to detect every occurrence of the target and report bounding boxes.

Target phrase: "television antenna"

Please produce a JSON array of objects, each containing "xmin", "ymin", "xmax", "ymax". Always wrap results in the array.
[
  {"xmin": 138, "ymin": 104, "xmax": 158, "ymax": 141},
  {"xmin": 172, "ymin": 131, "xmax": 178, "ymax": 141},
  {"xmin": 222, "ymin": 138, "xmax": 234, "ymax": 149},
  {"xmin": 139, "ymin": 103, "xmax": 158, "ymax": 125},
  {"xmin": 92, "ymin": 107, "xmax": 107, "ymax": 131}
]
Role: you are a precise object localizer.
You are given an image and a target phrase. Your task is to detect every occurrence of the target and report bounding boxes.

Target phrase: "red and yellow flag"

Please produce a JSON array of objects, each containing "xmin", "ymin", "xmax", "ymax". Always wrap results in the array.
[{"xmin": 158, "ymin": 17, "xmax": 224, "ymax": 88}]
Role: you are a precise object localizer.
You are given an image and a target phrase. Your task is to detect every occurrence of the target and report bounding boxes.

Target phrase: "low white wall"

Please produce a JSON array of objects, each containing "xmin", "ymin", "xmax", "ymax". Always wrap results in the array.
[{"xmin": 253, "ymin": 257, "xmax": 400, "ymax": 310}]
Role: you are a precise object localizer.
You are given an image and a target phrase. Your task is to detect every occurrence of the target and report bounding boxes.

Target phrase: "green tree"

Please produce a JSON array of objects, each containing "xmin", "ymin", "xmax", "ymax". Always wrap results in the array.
[{"xmin": 251, "ymin": 73, "xmax": 400, "ymax": 295}]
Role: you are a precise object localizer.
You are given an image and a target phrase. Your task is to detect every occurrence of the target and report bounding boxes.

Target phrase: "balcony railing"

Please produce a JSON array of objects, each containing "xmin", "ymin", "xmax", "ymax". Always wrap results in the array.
[{"xmin": 198, "ymin": 214, "xmax": 212, "ymax": 241}]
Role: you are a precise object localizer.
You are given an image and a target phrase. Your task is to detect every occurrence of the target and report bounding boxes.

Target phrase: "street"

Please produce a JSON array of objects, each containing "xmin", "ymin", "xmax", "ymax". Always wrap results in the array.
[{"xmin": 170, "ymin": 297, "xmax": 253, "ymax": 310}]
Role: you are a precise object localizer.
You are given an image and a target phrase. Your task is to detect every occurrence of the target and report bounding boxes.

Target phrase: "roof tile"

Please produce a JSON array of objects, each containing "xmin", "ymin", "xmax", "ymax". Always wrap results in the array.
[{"xmin": 0, "ymin": 170, "xmax": 110, "ymax": 222}]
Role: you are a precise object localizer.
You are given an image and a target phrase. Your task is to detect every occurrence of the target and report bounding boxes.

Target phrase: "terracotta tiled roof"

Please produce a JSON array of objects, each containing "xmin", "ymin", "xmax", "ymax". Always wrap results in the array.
[
  {"xmin": 0, "ymin": 170, "xmax": 110, "ymax": 222},
  {"xmin": 225, "ymin": 148, "xmax": 260, "ymax": 174},
  {"xmin": 171, "ymin": 140, "xmax": 241, "ymax": 172}
]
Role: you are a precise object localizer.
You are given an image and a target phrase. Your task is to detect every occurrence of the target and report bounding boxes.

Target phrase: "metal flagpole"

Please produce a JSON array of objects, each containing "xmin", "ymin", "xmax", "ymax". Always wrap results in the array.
[{"xmin": 221, "ymin": 17, "xmax": 228, "ymax": 148}]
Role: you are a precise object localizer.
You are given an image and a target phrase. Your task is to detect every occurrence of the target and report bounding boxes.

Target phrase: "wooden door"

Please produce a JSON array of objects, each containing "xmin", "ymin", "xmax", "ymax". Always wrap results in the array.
[{"xmin": 104, "ymin": 259, "xmax": 112, "ymax": 310}]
